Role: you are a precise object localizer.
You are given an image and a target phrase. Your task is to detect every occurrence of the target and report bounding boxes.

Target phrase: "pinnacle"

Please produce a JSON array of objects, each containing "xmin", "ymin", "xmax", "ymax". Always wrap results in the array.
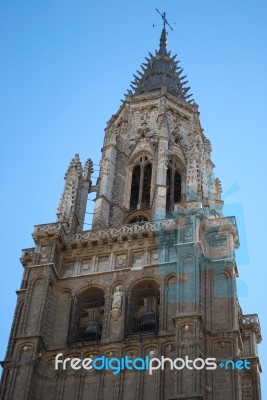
[
  {"xmin": 66, "ymin": 154, "xmax": 83, "ymax": 177},
  {"xmin": 158, "ymin": 28, "xmax": 167, "ymax": 55}
]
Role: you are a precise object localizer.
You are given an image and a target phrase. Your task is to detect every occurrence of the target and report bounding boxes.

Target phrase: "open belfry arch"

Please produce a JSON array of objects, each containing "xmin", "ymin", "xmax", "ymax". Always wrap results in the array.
[{"xmin": 0, "ymin": 14, "xmax": 262, "ymax": 400}]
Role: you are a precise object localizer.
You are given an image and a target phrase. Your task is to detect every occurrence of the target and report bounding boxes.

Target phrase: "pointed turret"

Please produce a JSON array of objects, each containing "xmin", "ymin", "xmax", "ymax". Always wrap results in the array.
[
  {"xmin": 128, "ymin": 28, "xmax": 194, "ymax": 103},
  {"xmin": 57, "ymin": 154, "xmax": 93, "ymax": 232},
  {"xmin": 65, "ymin": 153, "xmax": 83, "ymax": 177}
]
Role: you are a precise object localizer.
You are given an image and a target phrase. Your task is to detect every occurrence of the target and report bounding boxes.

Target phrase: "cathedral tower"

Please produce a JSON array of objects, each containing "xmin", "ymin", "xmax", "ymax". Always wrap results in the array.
[{"xmin": 0, "ymin": 24, "xmax": 262, "ymax": 400}]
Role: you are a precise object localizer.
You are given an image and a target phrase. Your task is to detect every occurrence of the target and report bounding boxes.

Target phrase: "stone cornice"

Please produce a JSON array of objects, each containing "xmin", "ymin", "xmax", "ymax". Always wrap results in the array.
[{"xmin": 106, "ymin": 89, "xmax": 197, "ymax": 129}]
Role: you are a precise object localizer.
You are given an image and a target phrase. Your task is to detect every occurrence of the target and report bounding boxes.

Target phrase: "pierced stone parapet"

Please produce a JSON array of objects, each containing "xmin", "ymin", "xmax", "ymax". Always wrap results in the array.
[
  {"xmin": 205, "ymin": 216, "xmax": 237, "ymax": 229},
  {"xmin": 173, "ymin": 201, "xmax": 203, "ymax": 212},
  {"xmin": 33, "ymin": 222, "xmax": 63, "ymax": 235},
  {"xmin": 66, "ymin": 218, "xmax": 177, "ymax": 244},
  {"xmin": 241, "ymin": 314, "xmax": 262, "ymax": 342},
  {"xmin": 242, "ymin": 314, "xmax": 259, "ymax": 325}
]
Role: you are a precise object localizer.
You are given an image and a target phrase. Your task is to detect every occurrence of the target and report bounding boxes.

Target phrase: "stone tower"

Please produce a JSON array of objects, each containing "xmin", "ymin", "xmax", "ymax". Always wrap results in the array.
[{"xmin": 0, "ymin": 27, "xmax": 262, "ymax": 400}]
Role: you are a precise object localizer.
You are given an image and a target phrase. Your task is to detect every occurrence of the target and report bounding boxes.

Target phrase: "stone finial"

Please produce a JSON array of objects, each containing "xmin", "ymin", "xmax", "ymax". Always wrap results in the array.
[
  {"xmin": 65, "ymin": 154, "xmax": 83, "ymax": 178},
  {"xmin": 214, "ymin": 178, "xmax": 222, "ymax": 200},
  {"xmin": 57, "ymin": 154, "xmax": 92, "ymax": 232},
  {"xmin": 159, "ymin": 28, "xmax": 167, "ymax": 55},
  {"xmin": 84, "ymin": 158, "xmax": 93, "ymax": 180}
]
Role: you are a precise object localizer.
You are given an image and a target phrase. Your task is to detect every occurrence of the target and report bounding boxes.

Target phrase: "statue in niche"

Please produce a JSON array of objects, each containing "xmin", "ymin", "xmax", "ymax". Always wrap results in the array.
[{"xmin": 111, "ymin": 286, "xmax": 123, "ymax": 321}]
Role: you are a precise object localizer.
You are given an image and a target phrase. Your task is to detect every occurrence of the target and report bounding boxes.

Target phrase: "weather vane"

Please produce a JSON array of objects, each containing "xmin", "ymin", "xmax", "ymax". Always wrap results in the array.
[{"xmin": 154, "ymin": 9, "xmax": 175, "ymax": 31}]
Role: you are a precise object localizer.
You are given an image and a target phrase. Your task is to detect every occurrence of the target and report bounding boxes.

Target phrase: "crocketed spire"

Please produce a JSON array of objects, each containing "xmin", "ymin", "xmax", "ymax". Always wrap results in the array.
[
  {"xmin": 128, "ymin": 29, "xmax": 194, "ymax": 103},
  {"xmin": 65, "ymin": 154, "xmax": 83, "ymax": 177}
]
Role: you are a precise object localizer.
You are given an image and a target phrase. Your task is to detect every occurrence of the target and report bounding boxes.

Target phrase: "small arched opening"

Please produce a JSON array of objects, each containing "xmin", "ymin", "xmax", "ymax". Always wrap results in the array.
[{"xmin": 128, "ymin": 215, "xmax": 148, "ymax": 224}]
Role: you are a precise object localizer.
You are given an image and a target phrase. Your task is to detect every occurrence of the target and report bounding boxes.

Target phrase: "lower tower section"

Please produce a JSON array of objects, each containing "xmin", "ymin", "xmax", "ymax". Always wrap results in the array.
[{"xmin": 0, "ymin": 205, "xmax": 262, "ymax": 399}]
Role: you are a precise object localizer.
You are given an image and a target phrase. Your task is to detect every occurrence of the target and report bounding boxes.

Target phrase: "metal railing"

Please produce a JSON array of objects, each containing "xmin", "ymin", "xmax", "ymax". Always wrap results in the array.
[
  {"xmin": 126, "ymin": 287, "xmax": 160, "ymax": 336},
  {"xmin": 68, "ymin": 290, "xmax": 105, "ymax": 344}
]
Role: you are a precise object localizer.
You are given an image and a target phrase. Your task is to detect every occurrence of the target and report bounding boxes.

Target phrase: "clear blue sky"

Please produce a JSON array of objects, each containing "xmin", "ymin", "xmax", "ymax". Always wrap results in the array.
[{"xmin": 1, "ymin": 0, "xmax": 266, "ymax": 396}]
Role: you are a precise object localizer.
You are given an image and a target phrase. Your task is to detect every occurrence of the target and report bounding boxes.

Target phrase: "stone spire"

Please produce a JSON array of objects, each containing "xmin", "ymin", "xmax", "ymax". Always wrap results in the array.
[
  {"xmin": 128, "ymin": 28, "xmax": 194, "ymax": 103},
  {"xmin": 57, "ymin": 154, "xmax": 93, "ymax": 232}
]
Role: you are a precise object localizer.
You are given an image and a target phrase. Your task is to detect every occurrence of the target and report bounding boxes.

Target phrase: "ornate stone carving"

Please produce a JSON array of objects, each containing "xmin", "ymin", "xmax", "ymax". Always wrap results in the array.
[{"xmin": 115, "ymin": 254, "xmax": 127, "ymax": 269}]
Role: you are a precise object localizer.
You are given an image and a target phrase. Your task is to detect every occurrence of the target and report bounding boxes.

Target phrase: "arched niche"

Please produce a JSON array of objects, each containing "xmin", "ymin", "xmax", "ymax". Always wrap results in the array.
[
  {"xmin": 126, "ymin": 279, "xmax": 160, "ymax": 336},
  {"xmin": 68, "ymin": 286, "xmax": 105, "ymax": 344}
]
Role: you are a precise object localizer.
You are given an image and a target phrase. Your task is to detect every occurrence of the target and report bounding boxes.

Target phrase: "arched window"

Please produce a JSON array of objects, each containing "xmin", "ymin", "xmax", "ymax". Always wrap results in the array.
[
  {"xmin": 68, "ymin": 287, "xmax": 105, "ymax": 344},
  {"xmin": 166, "ymin": 157, "xmax": 182, "ymax": 211},
  {"xmin": 126, "ymin": 280, "xmax": 160, "ymax": 336},
  {"xmin": 129, "ymin": 215, "xmax": 148, "ymax": 224},
  {"xmin": 130, "ymin": 155, "xmax": 152, "ymax": 210}
]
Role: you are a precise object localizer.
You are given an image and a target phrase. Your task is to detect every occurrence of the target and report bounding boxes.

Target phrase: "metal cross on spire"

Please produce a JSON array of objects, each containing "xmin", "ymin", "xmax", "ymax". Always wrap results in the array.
[{"xmin": 155, "ymin": 9, "xmax": 173, "ymax": 31}]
